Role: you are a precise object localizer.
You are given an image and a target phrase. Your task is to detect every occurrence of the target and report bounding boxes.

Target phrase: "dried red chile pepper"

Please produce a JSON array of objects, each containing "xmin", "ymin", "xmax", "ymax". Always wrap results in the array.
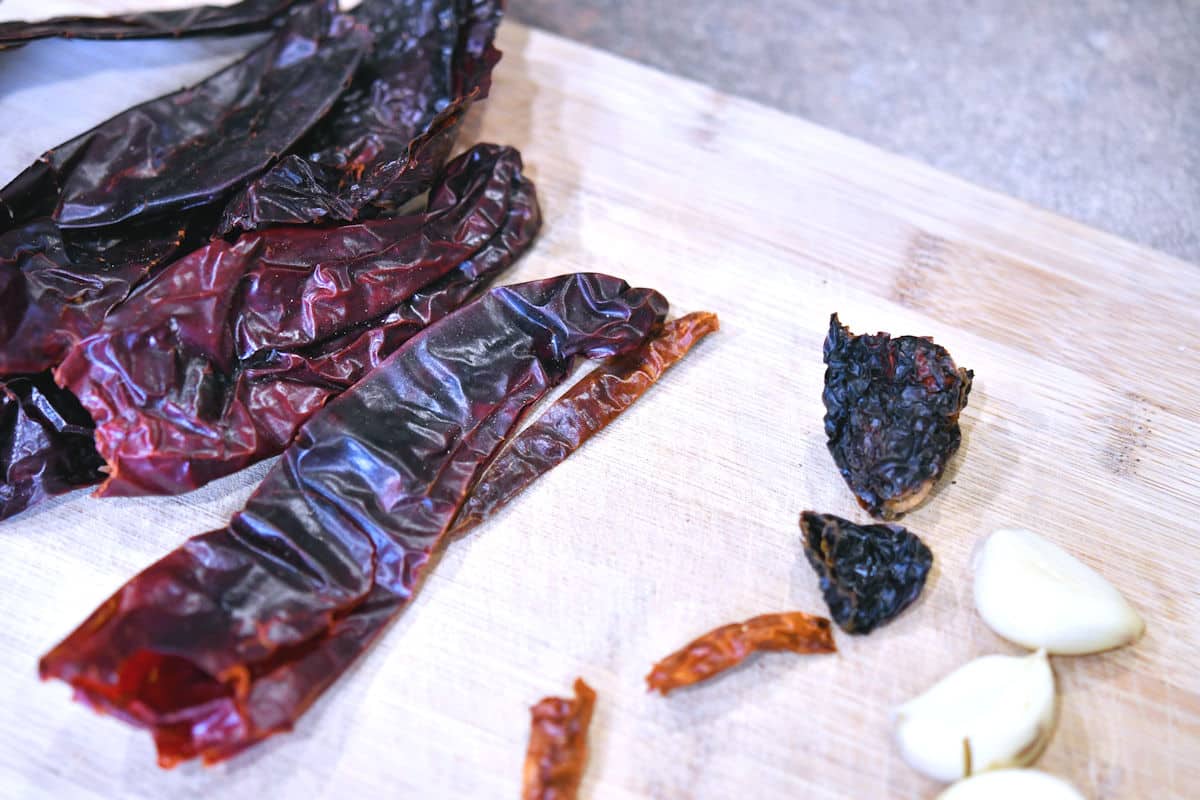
[
  {"xmin": 0, "ymin": 0, "xmax": 305, "ymax": 50},
  {"xmin": 0, "ymin": 373, "xmax": 104, "ymax": 519},
  {"xmin": 452, "ymin": 311, "xmax": 719, "ymax": 536},
  {"xmin": 41, "ymin": 273, "xmax": 667, "ymax": 766},
  {"xmin": 56, "ymin": 144, "xmax": 538, "ymax": 498},
  {"xmin": 2, "ymin": 1, "xmax": 368, "ymax": 232},
  {"xmin": 219, "ymin": 0, "xmax": 504, "ymax": 232},
  {"xmin": 0, "ymin": 219, "xmax": 187, "ymax": 376},
  {"xmin": 822, "ymin": 313, "xmax": 973, "ymax": 518},
  {"xmin": 522, "ymin": 679, "xmax": 596, "ymax": 800},
  {"xmin": 799, "ymin": 511, "xmax": 933, "ymax": 634},
  {"xmin": 0, "ymin": 1, "xmax": 369, "ymax": 377},
  {"xmin": 645, "ymin": 612, "xmax": 836, "ymax": 696}
]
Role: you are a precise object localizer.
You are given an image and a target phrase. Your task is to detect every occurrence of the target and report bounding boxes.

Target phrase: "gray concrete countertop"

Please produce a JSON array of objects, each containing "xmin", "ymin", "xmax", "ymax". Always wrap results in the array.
[{"xmin": 510, "ymin": 0, "xmax": 1199, "ymax": 265}]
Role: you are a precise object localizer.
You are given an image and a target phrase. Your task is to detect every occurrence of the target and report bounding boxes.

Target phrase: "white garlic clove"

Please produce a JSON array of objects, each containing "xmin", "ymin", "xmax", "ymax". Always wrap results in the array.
[
  {"xmin": 974, "ymin": 528, "xmax": 1145, "ymax": 655},
  {"xmin": 893, "ymin": 650, "xmax": 1056, "ymax": 783},
  {"xmin": 936, "ymin": 768, "xmax": 1087, "ymax": 799}
]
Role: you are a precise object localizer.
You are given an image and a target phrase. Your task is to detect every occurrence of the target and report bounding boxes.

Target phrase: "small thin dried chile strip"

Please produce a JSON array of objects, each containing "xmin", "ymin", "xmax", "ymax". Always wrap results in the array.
[
  {"xmin": 56, "ymin": 144, "xmax": 539, "ymax": 500},
  {"xmin": 0, "ymin": 0, "xmax": 305, "ymax": 50},
  {"xmin": 219, "ymin": 0, "xmax": 504, "ymax": 232},
  {"xmin": 799, "ymin": 511, "xmax": 932, "ymax": 634},
  {"xmin": 0, "ymin": 373, "xmax": 104, "ymax": 520},
  {"xmin": 645, "ymin": 612, "xmax": 836, "ymax": 696},
  {"xmin": 452, "ymin": 311, "xmax": 719, "ymax": 537},
  {"xmin": 522, "ymin": 679, "xmax": 596, "ymax": 800},
  {"xmin": 40, "ymin": 273, "xmax": 667, "ymax": 766},
  {"xmin": 1, "ymin": 0, "xmax": 368, "ymax": 232}
]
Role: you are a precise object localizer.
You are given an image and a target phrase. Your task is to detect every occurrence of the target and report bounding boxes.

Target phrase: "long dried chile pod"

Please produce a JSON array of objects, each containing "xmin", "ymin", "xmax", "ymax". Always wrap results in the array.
[
  {"xmin": 0, "ymin": 219, "xmax": 187, "ymax": 375},
  {"xmin": 0, "ymin": 0, "xmax": 305, "ymax": 49},
  {"xmin": 40, "ymin": 273, "xmax": 667, "ymax": 766},
  {"xmin": 451, "ymin": 311, "xmax": 719, "ymax": 536},
  {"xmin": 1, "ymin": 1, "xmax": 369, "ymax": 232},
  {"xmin": 57, "ymin": 145, "xmax": 537, "ymax": 498},
  {"xmin": 219, "ymin": 0, "xmax": 504, "ymax": 232},
  {"xmin": 0, "ymin": 373, "xmax": 104, "ymax": 520}
]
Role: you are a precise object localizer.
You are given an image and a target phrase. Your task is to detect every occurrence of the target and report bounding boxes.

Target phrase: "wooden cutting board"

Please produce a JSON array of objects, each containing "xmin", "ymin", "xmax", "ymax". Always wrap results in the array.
[{"xmin": 1, "ymin": 16, "xmax": 1197, "ymax": 800}]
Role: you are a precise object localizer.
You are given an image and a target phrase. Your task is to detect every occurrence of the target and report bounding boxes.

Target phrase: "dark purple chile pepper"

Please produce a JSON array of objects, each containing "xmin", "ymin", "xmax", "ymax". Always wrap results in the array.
[
  {"xmin": 0, "ymin": 372, "xmax": 104, "ymax": 520},
  {"xmin": 219, "ymin": 0, "xmax": 504, "ymax": 232},
  {"xmin": 0, "ymin": 0, "xmax": 306, "ymax": 50},
  {"xmin": 56, "ymin": 144, "xmax": 539, "ymax": 499},
  {"xmin": 40, "ymin": 273, "xmax": 668, "ymax": 766}
]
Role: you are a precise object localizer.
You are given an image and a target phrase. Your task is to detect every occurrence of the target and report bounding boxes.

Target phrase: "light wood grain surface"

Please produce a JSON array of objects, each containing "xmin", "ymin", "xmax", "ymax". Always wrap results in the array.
[{"xmin": 1, "ymin": 15, "xmax": 1197, "ymax": 800}]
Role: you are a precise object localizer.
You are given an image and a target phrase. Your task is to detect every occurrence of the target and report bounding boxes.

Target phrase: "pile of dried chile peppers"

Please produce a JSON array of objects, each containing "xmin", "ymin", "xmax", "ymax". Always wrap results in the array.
[
  {"xmin": 41, "ymin": 274, "xmax": 674, "ymax": 765},
  {"xmin": 0, "ymin": 0, "xmax": 509, "ymax": 520}
]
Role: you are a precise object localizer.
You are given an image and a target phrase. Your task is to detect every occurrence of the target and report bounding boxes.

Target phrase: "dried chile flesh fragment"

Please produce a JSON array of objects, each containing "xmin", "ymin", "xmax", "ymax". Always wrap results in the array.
[
  {"xmin": 40, "ymin": 273, "xmax": 667, "ymax": 766},
  {"xmin": 522, "ymin": 679, "xmax": 596, "ymax": 800},
  {"xmin": 0, "ymin": 218, "xmax": 187, "ymax": 375},
  {"xmin": 57, "ymin": 144, "xmax": 539, "ymax": 499},
  {"xmin": 645, "ymin": 612, "xmax": 835, "ymax": 696},
  {"xmin": 0, "ymin": 372, "xmax": 104, "ymax": 520},
  {"xmin": 0, "ymin": 0, "xmax": 305, "ymax": 50},
  {"xmin": 219, "ymin": 0, "xmax": 504, "ymax": 232},
  {"xmin": 799, "ymin": 511, "xmax": 932, "ymax": 634},
  {"xmin": 452, "ymin": 311, "xmax": 719, "ymax": 537},
  {"xmin": 1, "ymin": 1, "xmax": 368, "ymax": 231},
  {"xmin": 822, "ymin": 313, "xmax": 973, "ymax": 519}
]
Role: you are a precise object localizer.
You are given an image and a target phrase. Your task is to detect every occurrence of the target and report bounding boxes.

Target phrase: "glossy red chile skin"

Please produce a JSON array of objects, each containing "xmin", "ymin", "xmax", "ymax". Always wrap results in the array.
[
  {"xmin": 57, "ymin": 144, "xmax": 540, "ymax": 498},
  {"xmin": 41, "ymin": 273, "xmax": 668, "ymax": 766}
]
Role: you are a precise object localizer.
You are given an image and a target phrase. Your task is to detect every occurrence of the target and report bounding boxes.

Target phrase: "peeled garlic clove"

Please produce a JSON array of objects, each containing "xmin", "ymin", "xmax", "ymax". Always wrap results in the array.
[
  {"xmin": 937, "ymin": 768, "xmax": 1086, "ymax": 799},
  {"xmin": 893, "ymin": 650, "xmax": 1056, "ymax": 783},
  {"xmin": 974, "ymin": 528, "xmax": 1145, "ymax": 655}
]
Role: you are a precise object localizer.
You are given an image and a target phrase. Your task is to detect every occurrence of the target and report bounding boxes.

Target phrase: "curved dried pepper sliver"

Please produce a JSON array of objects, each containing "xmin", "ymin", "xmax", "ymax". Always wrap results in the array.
[
  {"xmin": 452, "ymin": 311, "xmax": 718, "ymax": 536},
  {"xmin": 800, "ymin": 511, "xmax": 933, "ymax": 634},
  {"xmin": 0, "ymin": 0, "xmax": 304, "ymax": 50},
  {"xmin": 0, "ymin": 373, "xmax": 104, "ymax": 519},
  {"xmin": 40, "ymin": 273, "xmax": 666, "ymax": 766},
  {"xmin": 55, "ymin": 144, "xmax": 539, "ymax": 499},
  {"xmin": 219, "ymin": 0, "xmax": 504, "ymax": 232},
  {"xmin": 822, "ymin": 313, "xmax": 973, "ymax": 518},
  {"xmin": 1, "ymin": 1, "xmax": 367, "ymax": 231},
  {"xmin": 522, "ymin": 678, "xmax": 596, "ymax": 800},
  {"xmin": 645, "ymin": 612, "xmax": 836, "ymax": 696}
]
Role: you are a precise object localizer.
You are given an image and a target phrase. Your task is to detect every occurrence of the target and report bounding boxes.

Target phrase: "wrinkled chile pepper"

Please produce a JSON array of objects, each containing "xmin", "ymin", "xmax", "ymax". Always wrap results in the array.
[
  {"xmin": 800, "ymin": 511, "xmax": 933, "ymax": 634},
  {"xmin": 56, "ymin": 144, "xmax": 539, "ymax": 499},
  {"xmin": 0, "ymin": 0, "xmax": 305, "ymax": 50},
  {"xmin": 41, "ymin": 273, "xmax": 667, "ymax": 766},
  {"xmin": 822, "ymin": 313, "xmax": 973, "ymax": 518},
  {"xmin": 0, "ymin": 373, "xmax": 104, "ymax": 519},
  {"xmin": 0, "ymin": 0, "xmax": 369, "ymax": 377},
  {"xmin": 522, "ymin": 679, "xmax": 596, "ymax": 800},
  {"xmin": 220, "ymin": 0, "xmax": 504, "ymax": 232},
  {"xmin": 0, "ymin": 218, "xmax": 187, "ymax": 376},
  {"xmin": 645, "ymin": 612, "xmax": 836, "ymax": 696},
  {"xmin": 452, "ymin": 311, "xmax": 719, "ymax": 536},
  {"xmin": 2, "ymin": 1, "xmax": 368, "ymax": 232}
]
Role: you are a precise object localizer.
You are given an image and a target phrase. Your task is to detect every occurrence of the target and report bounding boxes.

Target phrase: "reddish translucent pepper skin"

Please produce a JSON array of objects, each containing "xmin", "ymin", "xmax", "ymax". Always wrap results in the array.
[
  {"xmin": 0, "ymin": 0, "xmax": 306, "ymax": 50},
  {"xmin": 522, "ymin": 679, "xmax": 597, "ymax": 800},
  {"xmin": 40, "ymin": 273, "xmax": 667, "ymax": 766},
  {"xmin": 452, "ymin": 311, "xmax": 719, "ymax": 536},
  {"xmin": 1, "ymin": 1, "xmax": 368, "ymax": 232},
  {"xmin": 219, "ymin": 0, "xmax": 505, "ymax": 232},
  {"xmin": 55, "ymin": 144, "xmax": 539, "ymax": 499},
  {"xmin": 645, "ymin": 612, "xmax": 836, "ymax": 695},
  {"xmin": 0, "ymin": 373, "xmax": 104, "ymax": 519},
  {"xmin": 0, "ymin": 0, "xmax": 368, "ymax": 377}
]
